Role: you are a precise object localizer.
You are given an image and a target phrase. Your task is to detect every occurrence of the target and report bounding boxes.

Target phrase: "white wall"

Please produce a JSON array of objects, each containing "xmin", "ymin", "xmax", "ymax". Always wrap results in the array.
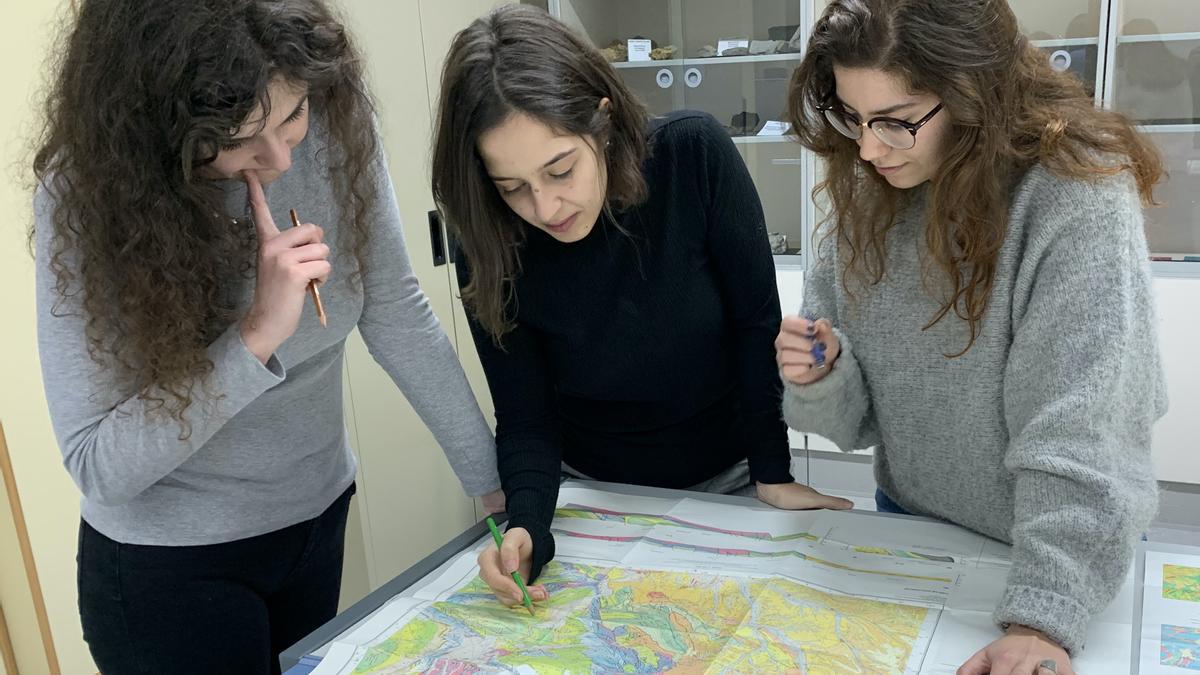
[
  {"xmin": 0, "ymin": 0, "xmax": 98, "ymax": 672},
  {"xmin": 1152, "ymin": 277, "xmax": 1200, "ymax": 484}
]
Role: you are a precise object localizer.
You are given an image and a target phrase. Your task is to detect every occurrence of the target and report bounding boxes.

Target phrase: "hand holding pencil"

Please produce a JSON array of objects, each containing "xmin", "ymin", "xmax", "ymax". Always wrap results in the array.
[
  {"xmin": 238, "ymin": 170, "xmax": 332, "ymax": 364},
  {"xmin": 486, "ymin": 517, "xmax": 535, "ymax": 615},
  {"xmin": 476, "ymin": 522, "xmax": 548, "ymax": 612}
]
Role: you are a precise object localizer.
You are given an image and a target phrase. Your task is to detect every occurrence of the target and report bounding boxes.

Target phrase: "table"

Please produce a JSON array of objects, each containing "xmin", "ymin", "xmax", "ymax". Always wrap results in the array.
[{"xmin": 281, "ymin": 480, "xmax": 1142, "ymax": 674}]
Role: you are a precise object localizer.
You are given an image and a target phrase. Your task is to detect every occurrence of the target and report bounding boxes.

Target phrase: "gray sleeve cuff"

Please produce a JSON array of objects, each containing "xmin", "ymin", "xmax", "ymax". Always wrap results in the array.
[
  {"xmin": 781, "ymin": 328, "xmax": 872, "ymax": 452},
  {"xmin": 993, "ymin": 583, "xmax": 1091, "ymax": 655},
  {"xmin": 210, "ymin": 325, "xmax": 286, "ymax": 399},
  {"xmin": 460, "ymin": 472, "xmax": 502, "ymax": 497}
]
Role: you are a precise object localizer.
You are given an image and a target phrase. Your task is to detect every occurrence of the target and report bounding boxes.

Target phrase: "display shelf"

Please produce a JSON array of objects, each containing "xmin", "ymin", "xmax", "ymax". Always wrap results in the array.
[{"xmin": 611, "ymin": 52, "xmax": 806, "ymax": 68}]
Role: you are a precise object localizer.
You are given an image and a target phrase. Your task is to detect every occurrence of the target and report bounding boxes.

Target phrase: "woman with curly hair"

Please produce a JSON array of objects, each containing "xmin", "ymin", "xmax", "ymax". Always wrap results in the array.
[
  {"xmin": 776, "ymin": 0, "xmax": 1165, "ymax": 672},
  {"xmin": 32, "ymin": 0, "xmax": 501, "ymax": 671}
]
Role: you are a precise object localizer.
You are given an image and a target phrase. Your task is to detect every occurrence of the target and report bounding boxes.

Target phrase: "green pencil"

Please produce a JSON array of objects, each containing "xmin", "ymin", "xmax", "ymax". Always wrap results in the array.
[{"xmin": 485, "ymin": 516, "xmax": 535, "ymax": 616}]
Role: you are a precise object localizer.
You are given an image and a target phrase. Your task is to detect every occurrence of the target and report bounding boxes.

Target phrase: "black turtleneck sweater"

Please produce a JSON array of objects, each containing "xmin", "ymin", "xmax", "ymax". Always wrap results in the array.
[{"xmin": 456, "ymin": 110, "xmax": 792, "ymax": 580}]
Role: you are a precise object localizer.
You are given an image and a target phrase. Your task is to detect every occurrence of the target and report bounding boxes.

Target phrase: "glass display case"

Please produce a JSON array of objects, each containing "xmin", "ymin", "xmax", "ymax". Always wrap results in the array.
[
  {"xmin": 1109, "ymin": 0, "xmax": 1200, "ymax": 269},
  {"xmin": 1011, "ymin": 0, "xmax": 1106, "ymax": 102},
  {"xmin": 552, "ymin": 0, "xmax": 809, "ymax": 263},
  {"xmin": 550, "ymin": 0, "xmax": 1199, "ymax": 274}
]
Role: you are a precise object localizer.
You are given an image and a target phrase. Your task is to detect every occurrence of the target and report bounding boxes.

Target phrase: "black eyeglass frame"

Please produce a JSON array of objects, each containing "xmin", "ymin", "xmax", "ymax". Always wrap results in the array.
[{"xmin": 816, "ymin": 97, "xmax": 944, "ymax": 150}]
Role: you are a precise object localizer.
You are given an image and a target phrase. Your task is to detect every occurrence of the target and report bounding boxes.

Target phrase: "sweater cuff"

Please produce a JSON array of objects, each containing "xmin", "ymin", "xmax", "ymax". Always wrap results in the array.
[
  {"xmin": 506, "ymin": 516, "xmax": 556, "ymax": 583},
  {"xmin": 461, "ymin": 475, "xmax": 503, "ymax": 498},
  {"xmin": 994, "ymin": 583, "xmax": 1091, "ymax": 655}
]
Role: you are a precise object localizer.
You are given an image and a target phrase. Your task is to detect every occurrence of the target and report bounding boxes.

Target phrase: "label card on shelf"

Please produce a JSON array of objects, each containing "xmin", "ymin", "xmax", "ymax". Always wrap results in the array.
[
  {"xmin": 758, "ymin": 121, "xmax": 791, "ymax": 136},
  {"xmin": 717, "ymin": 39, "xmax": 749, "ymax": 55},
  {"xmin": 627, "ymin": 39, "xmax": 652, "ymax": 62}
]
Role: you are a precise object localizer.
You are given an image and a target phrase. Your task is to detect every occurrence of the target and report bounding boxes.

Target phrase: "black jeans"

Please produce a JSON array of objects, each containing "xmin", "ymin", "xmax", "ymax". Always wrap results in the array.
[{"xmin": 78, "ymin": 483, "xmax": 354, "ymax": 675}]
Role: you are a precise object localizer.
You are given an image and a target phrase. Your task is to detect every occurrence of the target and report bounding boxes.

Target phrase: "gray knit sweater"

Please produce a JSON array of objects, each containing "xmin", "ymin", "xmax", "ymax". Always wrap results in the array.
[
  {"xmin": 782, "ymin": 165, "xmax": 1165, "ymax": 653},
  {"xmin": 36, "ymin": 124, "xmax": 499, "ymax": 546}
]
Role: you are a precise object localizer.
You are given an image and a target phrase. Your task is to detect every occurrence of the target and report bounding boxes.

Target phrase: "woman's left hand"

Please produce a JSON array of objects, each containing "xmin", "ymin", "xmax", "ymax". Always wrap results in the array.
[
  {"xmin": 958, "ymin": 625, "xmax": 1074, "ymax": 675},
  {"xmin": 756, "ymin": 482, "xmax": 854, "ymax": 510}
]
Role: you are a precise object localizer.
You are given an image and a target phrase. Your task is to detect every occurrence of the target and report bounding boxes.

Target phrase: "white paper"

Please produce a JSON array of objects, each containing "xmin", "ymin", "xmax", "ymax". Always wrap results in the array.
[
  {"xmin": 626, "ymin": 38, "xmax": 651, "ymax": 62},
  {"xmin": 1139, "ymin": 549, "xmax": 1200, "ymax": 673},
  {"xmin": 307, "ymin": 642, "xmax": 364, "ymax": 675},
  {"xmin": 716, "ymin": 38, "xmax": 749, "ymax": 55},
  {"xmin": 920, "ymin": 611, "xmax": 1131, "ymax": 674},
  {"xmin": 756, "ymin": 120, "xmax": 791, "ymax": 136}
]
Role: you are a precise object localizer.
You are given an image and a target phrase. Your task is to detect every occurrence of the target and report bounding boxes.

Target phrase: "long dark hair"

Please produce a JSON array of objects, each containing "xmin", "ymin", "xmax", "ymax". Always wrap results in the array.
[
  {"xmin": 432, "ymin": 4, "xmax": 649, "ymax": 343},
  {"xmin": 787, "ymin": 0, "xmax": 1163, "ymax": 355},
  {"xmin": 33, "ymin": 0, "xmax": 378, "ymax": 435}
]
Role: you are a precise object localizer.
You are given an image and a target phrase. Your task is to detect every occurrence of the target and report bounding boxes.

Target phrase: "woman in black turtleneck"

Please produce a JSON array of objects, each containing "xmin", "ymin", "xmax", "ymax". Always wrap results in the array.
[{"xmin": 431, "ymin": 4, "xmax": 851, "ymax": 606}]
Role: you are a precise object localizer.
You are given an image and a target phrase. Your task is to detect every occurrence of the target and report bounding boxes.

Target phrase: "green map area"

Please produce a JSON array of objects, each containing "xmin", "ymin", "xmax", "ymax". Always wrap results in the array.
[{"xmin": 1163, "ymin": 565, "xmax": 1200, "ymax": 603}]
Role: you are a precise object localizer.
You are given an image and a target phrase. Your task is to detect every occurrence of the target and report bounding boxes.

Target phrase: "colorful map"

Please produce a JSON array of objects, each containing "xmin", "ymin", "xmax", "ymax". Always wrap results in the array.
[
  {"xmin": 1164, "ymin": 565, "xmax": 1200, "ymax": 603},
  {"xmin": 1160, "ymin": 624, "xmax": 1200, "ymax": 670},
  {"xmin": 350, "ymin": 561, "xmax": 932, "ymax": 674}
]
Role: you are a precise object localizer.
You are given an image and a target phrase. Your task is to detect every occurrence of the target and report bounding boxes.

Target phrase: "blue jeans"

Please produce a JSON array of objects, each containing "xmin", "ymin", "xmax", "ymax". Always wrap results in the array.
[{"xmin": 874, "ymin": 488, "xmax": 912, "ymax": 515}]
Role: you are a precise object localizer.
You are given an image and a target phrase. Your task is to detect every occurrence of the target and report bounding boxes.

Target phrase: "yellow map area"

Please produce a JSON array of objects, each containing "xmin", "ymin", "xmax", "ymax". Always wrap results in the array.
[
  {"xmin": 353, "ymin": 561, "xmax": 931, "ymax": 674},
  {"xmin": 1163, "ymin": 564, "xmax": 1200, "ymax": 603}
]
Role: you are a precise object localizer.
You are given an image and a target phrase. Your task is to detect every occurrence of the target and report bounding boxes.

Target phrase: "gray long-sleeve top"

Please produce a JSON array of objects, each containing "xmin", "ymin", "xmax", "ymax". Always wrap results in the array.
[{"xmin": 35, "ymin": 124, "xmax": 499, "ymax": 546}]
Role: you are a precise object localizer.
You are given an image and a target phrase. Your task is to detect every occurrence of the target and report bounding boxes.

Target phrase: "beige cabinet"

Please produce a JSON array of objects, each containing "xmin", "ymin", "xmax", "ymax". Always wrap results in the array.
[
  {"xmin": 0, "ymin": 425, "xmax": 57, "ymax": 675},
  {"xmin": 336, "ymin": 0, "xmax": 514, "ymax": 601}
]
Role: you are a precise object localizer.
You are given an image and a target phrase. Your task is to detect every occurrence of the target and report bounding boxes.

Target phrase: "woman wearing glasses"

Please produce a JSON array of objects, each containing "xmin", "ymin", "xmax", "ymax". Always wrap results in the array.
[{"xmin": 777, "ymin": 1, "xmax": 1164, "ymax": 673}]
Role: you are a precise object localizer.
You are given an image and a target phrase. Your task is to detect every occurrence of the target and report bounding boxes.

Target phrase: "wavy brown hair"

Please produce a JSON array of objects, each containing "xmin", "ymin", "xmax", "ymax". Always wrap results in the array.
[
  {"xmin": 432, "ymin": 4, "xmax": 649, "ymax": 343},
  {"xmin": 787, "ymin": 0, "xmax": 1163, "ymax": 355},
  {"xmin": 33, "ymin": 0, "xmax": 378, "ymax": 436}
]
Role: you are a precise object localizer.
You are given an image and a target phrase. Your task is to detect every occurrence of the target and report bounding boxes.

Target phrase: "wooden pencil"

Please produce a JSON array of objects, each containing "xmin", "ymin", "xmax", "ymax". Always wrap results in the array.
[{"xmin": 289, "ymin": 208, "xmax": 327, "ymax": 328}]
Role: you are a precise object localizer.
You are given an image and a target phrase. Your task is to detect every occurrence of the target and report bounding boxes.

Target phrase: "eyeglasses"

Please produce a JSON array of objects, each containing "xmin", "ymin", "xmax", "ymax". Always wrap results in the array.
[{"xmin": 817, "ymin": 98, "xmax": 944, "ymax": 150}]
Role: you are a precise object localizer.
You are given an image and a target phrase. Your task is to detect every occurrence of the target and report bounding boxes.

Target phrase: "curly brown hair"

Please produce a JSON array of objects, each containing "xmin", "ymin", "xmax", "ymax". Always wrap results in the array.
[
  {"xmin": 432, "ymin": 4, "xmax": 649, "ymax": 343},
  {"xmin": 32, "ymin": 0, "xmax": 378, "ymax": 436},
  {"xmin": 787, "ymin": 0, "xmax": 1163, "ymax": 355}
]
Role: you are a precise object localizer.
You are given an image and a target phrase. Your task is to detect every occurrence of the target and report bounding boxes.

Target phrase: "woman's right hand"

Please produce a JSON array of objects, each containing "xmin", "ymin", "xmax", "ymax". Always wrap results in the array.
[
  {"xmin": 776, "ymin": 314, "xmax": 841, "ymax": 386},
  {"xmin": 239, "ymin": 170, "xmax": 332, "ymax": 363},
  {"xmin": 477, "ymin": 526, "xmax": 549, "ymax": 607}
]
